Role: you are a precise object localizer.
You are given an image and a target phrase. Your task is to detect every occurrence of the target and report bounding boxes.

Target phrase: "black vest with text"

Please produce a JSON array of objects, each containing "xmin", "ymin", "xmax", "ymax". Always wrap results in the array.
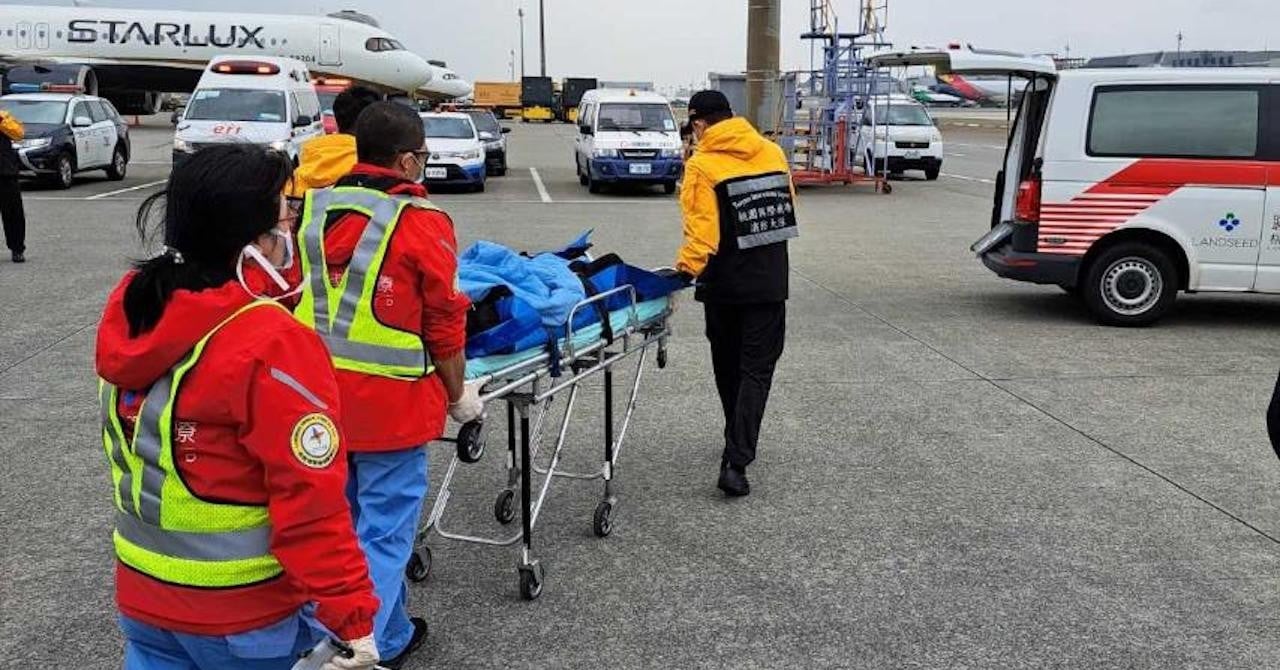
[{"xmin": 695, "ymin": 171, "xmax": 797, "ymax": 304}]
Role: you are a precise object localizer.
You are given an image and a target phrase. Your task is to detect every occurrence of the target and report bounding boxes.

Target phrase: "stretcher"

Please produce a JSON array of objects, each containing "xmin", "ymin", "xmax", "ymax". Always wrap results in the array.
[{"xmin": 406, "ymin": 285, "xmax": 674, "ymax": 600}]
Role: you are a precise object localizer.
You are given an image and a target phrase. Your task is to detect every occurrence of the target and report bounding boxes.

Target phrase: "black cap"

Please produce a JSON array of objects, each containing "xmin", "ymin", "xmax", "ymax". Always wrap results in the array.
[{"xmin": 687, "ymin": 90, "xmax": 732, "ymax": 122}]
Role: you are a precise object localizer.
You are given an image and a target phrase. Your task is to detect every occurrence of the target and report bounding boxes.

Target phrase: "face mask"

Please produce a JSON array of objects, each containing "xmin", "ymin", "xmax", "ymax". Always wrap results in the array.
[{"xmin": 236, "ymin": 230, "xmax": 301, "ymax": 300}]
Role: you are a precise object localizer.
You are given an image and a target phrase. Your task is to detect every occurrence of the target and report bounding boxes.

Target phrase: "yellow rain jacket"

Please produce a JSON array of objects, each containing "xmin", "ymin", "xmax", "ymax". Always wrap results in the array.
[
  {"xmin": 287, "ymin": 134, "xmax": 357, "ymax": 198},
  {"xmin": 675, "ymin": 117, "xmax": 798, "ymax": 304}
]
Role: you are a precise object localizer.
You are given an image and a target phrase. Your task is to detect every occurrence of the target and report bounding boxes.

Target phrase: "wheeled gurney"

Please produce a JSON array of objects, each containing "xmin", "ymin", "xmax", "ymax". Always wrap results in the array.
[{"xmin": 406, "ymin": 285, "xmax": 674, "ymax": 599}]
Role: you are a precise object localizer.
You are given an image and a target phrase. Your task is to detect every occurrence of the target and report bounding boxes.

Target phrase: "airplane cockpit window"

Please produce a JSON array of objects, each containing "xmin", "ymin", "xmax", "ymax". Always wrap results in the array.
[
  {"xmin": 185, "ymin": 89, "xmax": 287, "ymax": 123},
  {"xmin": 364, "ymin": 37, "xmax": 405, "ymax": 52},
  {"xmin": 0, "ymin": 100, "xmax": 69, "ymax": 126}
]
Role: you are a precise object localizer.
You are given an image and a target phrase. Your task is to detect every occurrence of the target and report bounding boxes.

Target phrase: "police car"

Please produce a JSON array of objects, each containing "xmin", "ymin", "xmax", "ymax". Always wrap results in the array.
[{"xmin": 0, "ymin": 88, "xmax": 131, "ymax": 189}]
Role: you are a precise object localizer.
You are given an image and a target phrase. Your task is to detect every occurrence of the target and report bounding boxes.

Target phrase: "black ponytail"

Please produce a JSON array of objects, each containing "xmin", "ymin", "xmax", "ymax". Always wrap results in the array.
[{"xmin": 123, "ymin": 145, "xmax": 293, "ymax": 337}]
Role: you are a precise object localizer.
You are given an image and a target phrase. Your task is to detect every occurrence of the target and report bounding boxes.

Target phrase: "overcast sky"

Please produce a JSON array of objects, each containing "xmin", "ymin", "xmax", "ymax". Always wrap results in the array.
[{"xmin": 24, "ymin": 0, "xmax": 1280, "ymax": 87}]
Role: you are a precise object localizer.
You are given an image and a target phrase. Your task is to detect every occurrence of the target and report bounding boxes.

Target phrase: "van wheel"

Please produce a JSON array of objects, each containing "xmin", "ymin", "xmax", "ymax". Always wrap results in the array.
[
  {"xmin": 925, "ymin": 166, "xmax": 940, "ymax": 181},
  {"xmin": 577, "ymin": 158, "xmax": 588, "ymax": 186},
  {"xmin": 663, "ymin": 181, "xmax": 677, "ymax": 195},
  {"xmin": 105, "ymin": 145, "xmax": 127, "ymax": 181},
  {"xmin": 1082, "ymin": 243, "xmax": 1177, "ymax": 327}
]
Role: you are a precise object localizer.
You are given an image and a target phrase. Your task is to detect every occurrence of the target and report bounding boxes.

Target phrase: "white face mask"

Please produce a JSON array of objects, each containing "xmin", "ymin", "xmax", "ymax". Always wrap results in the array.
[{"xmin": 236, "ymin": 230, "xmax": 301, "ymax": 300}]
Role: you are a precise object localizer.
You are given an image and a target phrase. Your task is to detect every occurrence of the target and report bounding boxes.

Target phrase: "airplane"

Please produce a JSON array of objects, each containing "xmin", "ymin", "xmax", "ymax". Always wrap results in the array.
[
  {"xmin": 421, "ymin": 60, "xmax": 473, "ymax": 102},
  {"xmin": 0, "ymin": 5, "xmax": 435, "ymax": 114},
  {"xmin": 934, "ymin": 73, "xmax": 1027, "ymax": 107}
]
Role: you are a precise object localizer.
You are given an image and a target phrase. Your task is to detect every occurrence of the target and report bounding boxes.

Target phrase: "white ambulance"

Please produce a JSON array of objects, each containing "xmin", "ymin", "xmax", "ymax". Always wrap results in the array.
[
  {"xmin": 872, "ymin": 45, "xmax": 1280, "ymax": 326},
  {"xmin": 173, "ymin": 56, "xmax": 323, "ymax": 166}
]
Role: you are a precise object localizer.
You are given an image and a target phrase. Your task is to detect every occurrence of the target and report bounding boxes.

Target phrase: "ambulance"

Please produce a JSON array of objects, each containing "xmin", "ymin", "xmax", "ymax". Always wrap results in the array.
[
  {"xmin": 872, "ymin": 45, "xmax": 1280, "ymax": 326},
  {"xmin": 173, "ymin": 56, "xmax": 323, "ymax": 165}
]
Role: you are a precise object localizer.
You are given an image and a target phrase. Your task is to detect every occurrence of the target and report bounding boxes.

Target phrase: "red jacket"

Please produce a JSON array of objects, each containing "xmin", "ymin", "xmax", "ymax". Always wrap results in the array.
[
  {"xmin": 319, "ymin": 164, "xmax": 470, "ymax": 451},
  {"xmin": 95, "ymin": 270, "xmax": 378, "ymax": 640}
]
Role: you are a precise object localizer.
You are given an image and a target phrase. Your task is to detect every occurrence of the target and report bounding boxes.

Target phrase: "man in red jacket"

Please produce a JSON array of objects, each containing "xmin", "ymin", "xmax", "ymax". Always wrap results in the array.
[{"xmin": 294, "ymin": 101, "xmax": 478, "ymax": 668}]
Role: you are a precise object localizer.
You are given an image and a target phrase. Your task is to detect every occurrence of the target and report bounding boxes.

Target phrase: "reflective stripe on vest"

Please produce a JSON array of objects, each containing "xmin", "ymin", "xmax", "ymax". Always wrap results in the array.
[
  {"xmin": 296, "ymin": 186, "xmax": 436, "ymax": 380},
  {"xmin": 102, "ymin": 302, "xmax": 284, "ymax": 589}
]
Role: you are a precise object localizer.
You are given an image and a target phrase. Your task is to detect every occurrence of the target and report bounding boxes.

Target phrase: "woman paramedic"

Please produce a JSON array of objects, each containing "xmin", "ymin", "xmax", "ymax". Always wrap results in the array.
[{"xmin": 94, "ymin": 145, "xmax": 382, "ymax": 670}]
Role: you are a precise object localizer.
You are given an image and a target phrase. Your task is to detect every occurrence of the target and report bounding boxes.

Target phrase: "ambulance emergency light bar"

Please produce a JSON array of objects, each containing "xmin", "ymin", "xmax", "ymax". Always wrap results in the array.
[{"xmin": 211, "ymin": 60, "xmax": 280, "ymax": 75}]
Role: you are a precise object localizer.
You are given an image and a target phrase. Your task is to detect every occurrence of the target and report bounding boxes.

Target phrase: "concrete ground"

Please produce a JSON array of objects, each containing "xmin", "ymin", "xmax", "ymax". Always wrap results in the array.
[{"xmin": 2, "ymin": 118, "xmax": 1279, "ymax": 669}]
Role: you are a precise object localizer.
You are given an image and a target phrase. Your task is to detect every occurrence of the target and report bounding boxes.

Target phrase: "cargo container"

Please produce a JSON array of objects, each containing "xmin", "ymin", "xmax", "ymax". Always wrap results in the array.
[
  {"xmin": 521, "ymin": 76, "xmax": 555, "ymax": 123},
  {"xmin": 473, "ymin": 81, "xmax": 522, "ymax": 113},
  {"xmin": 560, "ymin": 77, "xmax": 598, "ymax": 123}
]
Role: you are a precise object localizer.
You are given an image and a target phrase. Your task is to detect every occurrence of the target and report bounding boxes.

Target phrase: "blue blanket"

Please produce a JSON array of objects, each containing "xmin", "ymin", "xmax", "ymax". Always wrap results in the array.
[{"xmin": 458, "ymin": 241, "xmax": 587, "ymax": 328}]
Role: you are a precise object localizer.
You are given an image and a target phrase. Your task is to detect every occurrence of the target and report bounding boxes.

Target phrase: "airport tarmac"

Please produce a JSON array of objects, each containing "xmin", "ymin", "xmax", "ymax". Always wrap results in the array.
[{"xmin": 3, "ymin": 119, "xmax": 1279, "ymax": 669}]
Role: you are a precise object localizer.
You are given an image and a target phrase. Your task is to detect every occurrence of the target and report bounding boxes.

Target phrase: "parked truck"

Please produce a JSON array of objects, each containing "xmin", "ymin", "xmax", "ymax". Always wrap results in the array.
[
  {"xmin": 559, "ymin": 77, "xmax": 599, "ymax": 123},
  {"xmin": 521, "ymin": 76, "xmax": 556, "ymax": 123}
]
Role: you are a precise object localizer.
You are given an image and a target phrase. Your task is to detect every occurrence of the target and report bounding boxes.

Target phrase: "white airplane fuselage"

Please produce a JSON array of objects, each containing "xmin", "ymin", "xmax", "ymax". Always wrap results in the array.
[
  {"xmin": 420, "ymin": 63, "xmax": 473, "ymax": 102},
  {"xmin": 0, "ymin": 6, "xmax": 434, "ymax": 97}
]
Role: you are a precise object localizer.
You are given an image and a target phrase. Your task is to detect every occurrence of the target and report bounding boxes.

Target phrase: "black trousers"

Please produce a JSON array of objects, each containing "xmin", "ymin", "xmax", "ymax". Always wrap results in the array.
[
  {"xmin": 0, "ymin": 176, "xmax": 25, "ymax": 254},
  {"xmin": 704, "ymin": 301, "xmax": 786, "ymax": 469}
]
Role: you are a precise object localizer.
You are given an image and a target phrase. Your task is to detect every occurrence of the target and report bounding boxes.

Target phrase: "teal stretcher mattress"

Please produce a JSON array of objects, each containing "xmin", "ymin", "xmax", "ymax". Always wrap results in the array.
[{"xmin": 465, "ymin": 297, "xmax": 669, "ymax": 380}]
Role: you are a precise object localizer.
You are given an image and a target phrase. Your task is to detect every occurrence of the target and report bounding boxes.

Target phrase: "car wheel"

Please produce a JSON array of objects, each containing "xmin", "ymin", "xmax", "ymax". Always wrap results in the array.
[
  {"xmin": 1081, "ymin": 242, "xmax": 1178, "ymax": 327},
  {"xmin": 495, "ymin": 166, "xmax": 507, "ymax": 177},
  {"xmin": 105, "ymin": 144, "xmax": 128, "ymax": 181},
  {"xmin": 50, "ymin": 152, "xmax": 74, "ymax": 189},
  {"xmin": 925, "ymin": 166, "xmax": 940, "ymax": 181}
]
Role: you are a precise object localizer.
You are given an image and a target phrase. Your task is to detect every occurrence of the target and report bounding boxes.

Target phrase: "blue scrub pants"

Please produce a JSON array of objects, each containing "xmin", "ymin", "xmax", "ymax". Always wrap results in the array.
[
  {"xmin": 120, "ymin": 609, "xmax": 324, "ymax": 669},
  {"xmin": 346, "ymin": 446, "xmax": 428, "ymax": 659}
]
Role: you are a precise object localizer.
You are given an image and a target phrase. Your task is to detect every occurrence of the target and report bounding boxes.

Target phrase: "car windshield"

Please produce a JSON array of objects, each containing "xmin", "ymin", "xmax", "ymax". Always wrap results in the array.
[
  {"xmin": 466, "ymin": 112, "xmax": 501, "ymax": 134},
  {"xmin": 422, "ymin": 116, "xmax": 474, "ymax": 139},
  {"xmin": 597, "ymin": 103, "xmax": 675, "ymax": 132},
  {"xmin": 185, "ymin": 88, "xmax": 287, "ymax": 123},
  {"xmin": 0, "ymin": 99, "xmax": 68, "ymax": 125},
  {"xmin": 870, "ymin": 104, "xmax": 934, "ymax": 126}
]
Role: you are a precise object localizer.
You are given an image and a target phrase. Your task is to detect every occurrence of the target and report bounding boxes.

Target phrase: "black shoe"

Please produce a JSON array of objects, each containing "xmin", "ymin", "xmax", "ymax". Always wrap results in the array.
[
  {"xmin": 380, "ymin": 617, "xmax": 428, "ymax": 669},
  {"xmin": 10, "ymin": 251, "xmax": 23, "ymax": 263},
  {"xmin": 718, "ymin": 465, "xmax": 750, "ymax": 497}
]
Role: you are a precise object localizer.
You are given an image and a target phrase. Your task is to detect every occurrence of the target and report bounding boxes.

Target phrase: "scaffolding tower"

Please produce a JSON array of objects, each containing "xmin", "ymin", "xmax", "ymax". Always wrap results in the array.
[{"xmin": 777, "ymin": 0, "xmax": 893, "ymax": 191}]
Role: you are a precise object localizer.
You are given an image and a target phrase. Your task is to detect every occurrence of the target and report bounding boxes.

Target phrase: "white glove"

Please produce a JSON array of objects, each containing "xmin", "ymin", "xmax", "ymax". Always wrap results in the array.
[
  {"xmin": 320, "ymin": 636, "xmax": 379, "ymax": 670},
  {"xmin": 449, "ymin": 380, "xmax": 484, "ymax": 424}
]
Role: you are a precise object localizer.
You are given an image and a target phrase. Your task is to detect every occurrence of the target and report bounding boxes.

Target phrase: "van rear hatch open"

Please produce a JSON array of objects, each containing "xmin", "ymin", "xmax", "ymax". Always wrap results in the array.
[{"xmin": 869, "ymin": 45, "xmax": 1059, "ymax": 260}]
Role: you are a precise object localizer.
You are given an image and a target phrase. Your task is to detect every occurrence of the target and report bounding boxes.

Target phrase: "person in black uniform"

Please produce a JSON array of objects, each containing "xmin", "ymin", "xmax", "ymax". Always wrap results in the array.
[
  {"xmin": 671, "ymin": 91, "xmax": 798, "ymax": 496},
  {"xmin": 0, "ymin": 107, "xmax": 26, "ymax": 263}
]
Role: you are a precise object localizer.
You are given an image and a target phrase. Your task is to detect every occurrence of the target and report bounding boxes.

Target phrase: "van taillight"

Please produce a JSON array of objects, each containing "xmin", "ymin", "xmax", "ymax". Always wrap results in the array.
[{"xmin": 1015, "ymin": 176, "xmax": 1041, "ymax": 223}]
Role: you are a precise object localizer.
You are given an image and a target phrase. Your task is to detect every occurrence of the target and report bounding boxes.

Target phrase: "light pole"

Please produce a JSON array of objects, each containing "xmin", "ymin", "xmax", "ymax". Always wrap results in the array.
[
  {"xmin": 539, "ymin": 0, "xmax": 547, "ymax": 77},
  {"xmin": 518, "ymin": 8, "xmax": 526, "ymax": 80}
]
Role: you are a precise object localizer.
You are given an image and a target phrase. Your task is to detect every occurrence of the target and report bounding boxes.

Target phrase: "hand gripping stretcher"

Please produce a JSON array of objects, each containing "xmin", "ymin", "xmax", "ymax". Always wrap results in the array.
[{"xmin": 406, "ymin": 285, "xmax": 674, "ymax": 600}]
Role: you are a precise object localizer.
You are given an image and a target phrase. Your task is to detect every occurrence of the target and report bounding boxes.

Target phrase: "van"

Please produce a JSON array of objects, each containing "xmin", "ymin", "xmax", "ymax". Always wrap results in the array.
[
  {"xmin": 853, "ymin": 94, "xmax": 945, "ymax": 180},
  {"xmin": 873, "ymin": 45, "xmax": 1280, "ymax": 326},
  {"xmin": 574, "ymin": 89, "xmax": 683, "ymax": 194},
  {"xmin": 173, "ymin": 56, "xmax": 323, "ymax": 165}
]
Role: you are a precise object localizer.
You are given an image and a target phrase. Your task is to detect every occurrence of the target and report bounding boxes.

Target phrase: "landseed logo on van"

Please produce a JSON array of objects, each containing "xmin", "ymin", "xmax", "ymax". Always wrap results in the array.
[{"xmin": 1194, "ymin": 212, "xmax": 1257, "ymax": 249}]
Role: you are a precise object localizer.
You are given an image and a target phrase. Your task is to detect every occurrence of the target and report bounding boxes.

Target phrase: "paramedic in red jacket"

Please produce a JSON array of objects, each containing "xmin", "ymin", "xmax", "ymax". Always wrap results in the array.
[
  {"xmin": 294, "ymin": 101, "xmax": 479, "ymax": 667},
  {"xmin": 95, "ymin": 145, "xmax": 381, "ymax": 669}
]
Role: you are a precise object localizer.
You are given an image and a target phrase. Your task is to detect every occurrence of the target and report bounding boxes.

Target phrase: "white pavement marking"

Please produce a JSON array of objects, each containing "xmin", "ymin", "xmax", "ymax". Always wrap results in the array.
[
  {"xmin": 529, "ymin": 167, "xmax": 552, "ymax": 203},
  {"xmin": 86, "ymin": 179, "xmax": 167, "ymax": 200},
  {"xmin": 948, "ymin": 153, "xmax": 969, "ymax": 158},
  {"xmin": 941, "ymin": 172, "xmax": 996, "ymax": 185}
]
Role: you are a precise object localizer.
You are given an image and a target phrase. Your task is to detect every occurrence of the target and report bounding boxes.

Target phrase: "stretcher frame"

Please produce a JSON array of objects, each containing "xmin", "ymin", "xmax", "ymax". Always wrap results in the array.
[{"xmin": 407, "ymin": 285, "xmax": 673, "ymax": 600}]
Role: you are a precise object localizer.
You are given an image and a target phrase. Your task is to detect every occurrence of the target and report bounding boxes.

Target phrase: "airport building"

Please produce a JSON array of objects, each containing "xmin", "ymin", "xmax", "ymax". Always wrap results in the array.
[{"xmin": 1086, "ymin": 49, "xmax": 1280, "ymax": 68}]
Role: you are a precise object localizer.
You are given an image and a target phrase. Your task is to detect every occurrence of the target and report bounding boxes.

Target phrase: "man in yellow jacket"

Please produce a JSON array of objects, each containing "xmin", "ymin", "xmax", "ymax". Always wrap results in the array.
[
  {"xmin": 673, "ymin": 90, "xmax": 797, "ymax": 497},
  {"xmin": 287, "ymin": 85, "xmax": 381, "ymax": 198},
  {"xmin": 0, "ymin": 108, "xmax": 26, "ymax": 263}
]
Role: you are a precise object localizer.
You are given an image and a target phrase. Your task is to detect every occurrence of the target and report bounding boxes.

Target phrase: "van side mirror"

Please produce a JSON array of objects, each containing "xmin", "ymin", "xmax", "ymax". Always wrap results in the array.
[
  {"xmin": 293, "ymin": 114, "xmax": 311, "ymax": 128},
  {"xmin": 579, "ymin": 124, "xmax": 593, "ymax": 136},
  {"xmin": 72, "ymin": 116, "xmax": 93, "ymax": 128},
  {"xmin": 501, "ymin": 127, "xmax": 511, "ymax": 134}
]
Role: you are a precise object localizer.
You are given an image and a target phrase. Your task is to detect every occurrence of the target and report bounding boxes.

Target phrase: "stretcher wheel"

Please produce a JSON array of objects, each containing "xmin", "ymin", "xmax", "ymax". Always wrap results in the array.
[
  {"xmin": 592, "ymin": 499, "xmax": 614, "ymax": 538},
  {"xmin": 494, "ymin": 489, "xmax": 517, "ymax": 525},
  {"xmin": 457, "ymin": 421, "xmax": 486, "ymax": 463},
  {"xmin": 406, "ymin": 548, "xmax": 431, "ymax": 583},
  {"xmin": 656, "ymin": 349, "xmax": 668, "ymax": 369},
  {"xmin": 881, "ymin": 181, "xmax": 893, "ymax": 195},
  {"xmin": 518, "ymin": 562, "xmax": 544, "ymax": 600}
]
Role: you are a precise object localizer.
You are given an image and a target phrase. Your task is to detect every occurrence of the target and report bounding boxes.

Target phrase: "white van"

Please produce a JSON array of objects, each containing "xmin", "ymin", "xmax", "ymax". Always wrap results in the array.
[
  {"xmin": 873, "ymin": 45, "xmax": 1280, "ymax": 326},
  {"xmin": 853, "ymin": 94, "xmax": 945, "ymax": 180},
  {"xmin": 173, "ymin": 56, "xmax": 323, "ymax": 165},
  {"xmin": 574, "ymin": 89, "xmax": 683, "ymax": 194}
]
